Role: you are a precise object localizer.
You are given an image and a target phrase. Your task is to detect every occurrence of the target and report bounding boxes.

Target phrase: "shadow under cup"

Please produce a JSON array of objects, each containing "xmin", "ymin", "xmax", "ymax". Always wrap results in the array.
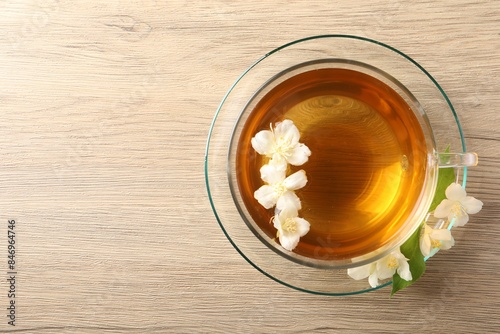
[{"xmin": 228, "ymin": 59, "xmax": 438, "ymax": 269}]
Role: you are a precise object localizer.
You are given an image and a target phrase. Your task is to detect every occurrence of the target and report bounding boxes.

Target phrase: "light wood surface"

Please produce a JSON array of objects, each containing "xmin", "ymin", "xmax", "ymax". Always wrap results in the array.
[{"xmin": 1, "ymin": 1, "xmax": 499, "ymax": 333}]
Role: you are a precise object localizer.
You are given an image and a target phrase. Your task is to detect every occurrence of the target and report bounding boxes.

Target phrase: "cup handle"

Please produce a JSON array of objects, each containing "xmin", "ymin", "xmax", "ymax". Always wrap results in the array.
[{"xmin": 437, "ymin": 152, "xmax": 478, "ymax": 168}]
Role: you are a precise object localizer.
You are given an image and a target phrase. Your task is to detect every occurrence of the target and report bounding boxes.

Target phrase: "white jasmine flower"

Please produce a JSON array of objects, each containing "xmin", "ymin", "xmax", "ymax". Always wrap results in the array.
[
  {"xmin": 434, "ymin": 183, "xmax": 483, "ymax": 227},
  {"xmin": 420, "ymin": 224, "xmax": 455, "ymax": 258},
  {"xmin": 251, "ymin": 119, "xmax": 311, "ymax": 167},
  {"xmin": 347, "ymin": 248, "xmax": 412, "ymax": 288},
  {"xmin": 348, "ymin": 261, "xmax": 379, "ymax": 288},
  {"xmin": 273, "ymin": 208, "xmax": 310, "ymax": 251},
  {"xmin": 253, "ymin": 162, "xmax": 307, "ymax": 211}
]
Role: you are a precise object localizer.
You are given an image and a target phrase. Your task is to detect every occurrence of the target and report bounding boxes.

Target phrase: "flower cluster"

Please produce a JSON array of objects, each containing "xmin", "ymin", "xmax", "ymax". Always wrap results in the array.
[
  {"xmin": 251, "ymin": 120, "xmax": 311, "ymax": 251},
  {"xmin": 420, "ymin": 182, "xmax": 482, "ymax": 257},
  {"xmin": 434, "ymin": 183, "xmax": 483, "ymax": 227},
  {"xmin": 347, "ymin": 248, "xmax": 412, "ymax": 288},
  {"xmin": 348, "ymin": 182, "xmax": 483, "ymax": 289}
]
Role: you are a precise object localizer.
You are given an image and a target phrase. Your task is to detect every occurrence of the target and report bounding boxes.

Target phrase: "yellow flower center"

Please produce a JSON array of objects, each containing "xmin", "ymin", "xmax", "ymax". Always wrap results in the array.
[
  {"xmin": 431, "ymin": 239, "xmax": 442, "ymax": 249},
  {"xmin": 273, "ymin": 182, "xmax": 287, "ymax": 197},
  {"xmin": 451, "ymin": 202, "xmax": 466, "ymax": 217},
  {"xmin": 274, "ymin": 138, "xmax": 294, "ymax": 157},
  {"xmin": 387, "ymin": 257, "xmax": 399, "ymax": 269},
  {"xmin": 282, "ymin": 218, "xmax": 297, "ymax": 233}
]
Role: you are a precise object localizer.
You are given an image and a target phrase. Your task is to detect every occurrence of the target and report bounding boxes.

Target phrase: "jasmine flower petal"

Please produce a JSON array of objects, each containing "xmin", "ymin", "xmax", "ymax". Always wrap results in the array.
[
  {"xmin": 462, "ymin": 196, "xmax": 483, "ymax": 215},
  {"xmin": 294, "ymin": 217, "xmax": 310, "ymax": 237},
  {"xmin": 283, "ymin": 170, "xmax": 307, "ymax": 190},
  {"xmin": 430, "ymin": 228, "xmax": 454, "ymax": 242},
  {"xmin": 368, "ymin": 273, "xmax": 380, "ymax": 288},
  {"xmin": 251, "ymin": 130, "xmax": 274, "ymax": 156},
  {"xmin": 396, "ymin": 260, "xmax": 412, "ymax": 281},
  {"xmin": 420, "ymin": 231, "xmax": 432, "ymax": 257},
  {"xmin": 287, "ymin": 144, "xmax": 312, "ymax": 166},
  {"xmin": 279, "ymin": 233, "xmax": 300, "ymax": 252},
  {"xmin": 347, "ymin": 263, "xmax": 373, "ymax": 280},
  {"xmin": 439, "ymin": 236, "xmax": 455, "ymax": 250},
  {"xmin": 276, "ymin": 191, "xmax": 301, "ymax": 212},
  {"xmin": 274, "ymin": 119, "xmax": 300, "ymax": 146},
  {"xmin": 453, "ymin": 214, "xmax": 469, "ymax": 227},
  {"xmin": 445, "ymin": 183, "xmax": 466, "ymax": 201},
  {"xmin": 254, "ymin": 185, "xmax": 277, "ymax": 209},
  {"xmin": 260, "ymin": 163, "xmax": 286, "ymax": 185},
  {"xmin": 434, "ymin": 199, "xmax": 454, "ymax": 219}
]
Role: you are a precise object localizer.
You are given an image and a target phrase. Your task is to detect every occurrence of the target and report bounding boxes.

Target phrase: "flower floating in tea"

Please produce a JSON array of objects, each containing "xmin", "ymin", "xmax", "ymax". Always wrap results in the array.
[
  {"xmin": 251, "ymin": 119, "xmax": 311, "ymax": 168},
  {"xmin": 251, "ymin": 120, "xmax": 310, "ymax": 251},
  {"xmin": 434, "ymin": 182, "xmax": 483, "ymax": 227},
  {"xmin": 419, "ymin": 224, "xmax": 455, "ymax": 258},
  {"xmin": 254, "ymin": 163, "xmax": 307, "ymax": 211},
  {"xmin": 273, "ymin": 207, "xmax": 310, "ymax": 251},
  {"xmin": 347, "ymin": 248, "xmax": 412, "ymax": 288}
]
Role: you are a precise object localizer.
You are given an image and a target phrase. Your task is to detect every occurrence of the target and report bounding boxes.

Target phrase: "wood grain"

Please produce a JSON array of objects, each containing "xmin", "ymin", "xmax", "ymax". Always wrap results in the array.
[{"xmin": 0, "ymin": 0, "xmax": 499, "ymax": 332}]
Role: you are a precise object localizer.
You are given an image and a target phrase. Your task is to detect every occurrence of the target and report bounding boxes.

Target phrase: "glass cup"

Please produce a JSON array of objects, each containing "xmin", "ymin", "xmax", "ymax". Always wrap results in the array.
[{"xmin": 206, "ymin": 35, "xmax": 476, "ymax": 294}]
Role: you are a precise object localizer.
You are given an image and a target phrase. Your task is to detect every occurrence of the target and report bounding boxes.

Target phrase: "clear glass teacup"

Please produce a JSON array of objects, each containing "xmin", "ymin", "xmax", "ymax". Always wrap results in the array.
[{"xmin": 206, "ymin": 35, "xmax": 477, "ymax": 294}]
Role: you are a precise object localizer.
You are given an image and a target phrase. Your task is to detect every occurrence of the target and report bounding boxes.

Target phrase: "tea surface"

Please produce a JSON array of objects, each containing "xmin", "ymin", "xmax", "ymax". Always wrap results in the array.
[{"xmin": 236, "ymin": 68, "xmax": 427, "ymax": 260}]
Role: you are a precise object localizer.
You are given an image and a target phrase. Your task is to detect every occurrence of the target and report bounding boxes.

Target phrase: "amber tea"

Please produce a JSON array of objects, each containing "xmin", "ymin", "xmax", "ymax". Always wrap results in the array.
[{"xmin": 235, "ymin": 67, "xmax": 428, "ymax": 261}]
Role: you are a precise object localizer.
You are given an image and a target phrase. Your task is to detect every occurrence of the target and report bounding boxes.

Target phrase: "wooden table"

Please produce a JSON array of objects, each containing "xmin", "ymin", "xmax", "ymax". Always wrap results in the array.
[{"xmin": 1, "ymin": 1, "xmax": 499, "ymax": 332}]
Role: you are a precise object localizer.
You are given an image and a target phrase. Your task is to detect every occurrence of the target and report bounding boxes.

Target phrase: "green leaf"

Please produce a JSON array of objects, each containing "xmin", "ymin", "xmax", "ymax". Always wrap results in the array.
[
  {"xmin": 391, "ymin": 224, "xmax": 426, "ymax": 296},
  {"xmin": 429, "ymin": 167, "xmax": 456, "ymax": 212}
]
